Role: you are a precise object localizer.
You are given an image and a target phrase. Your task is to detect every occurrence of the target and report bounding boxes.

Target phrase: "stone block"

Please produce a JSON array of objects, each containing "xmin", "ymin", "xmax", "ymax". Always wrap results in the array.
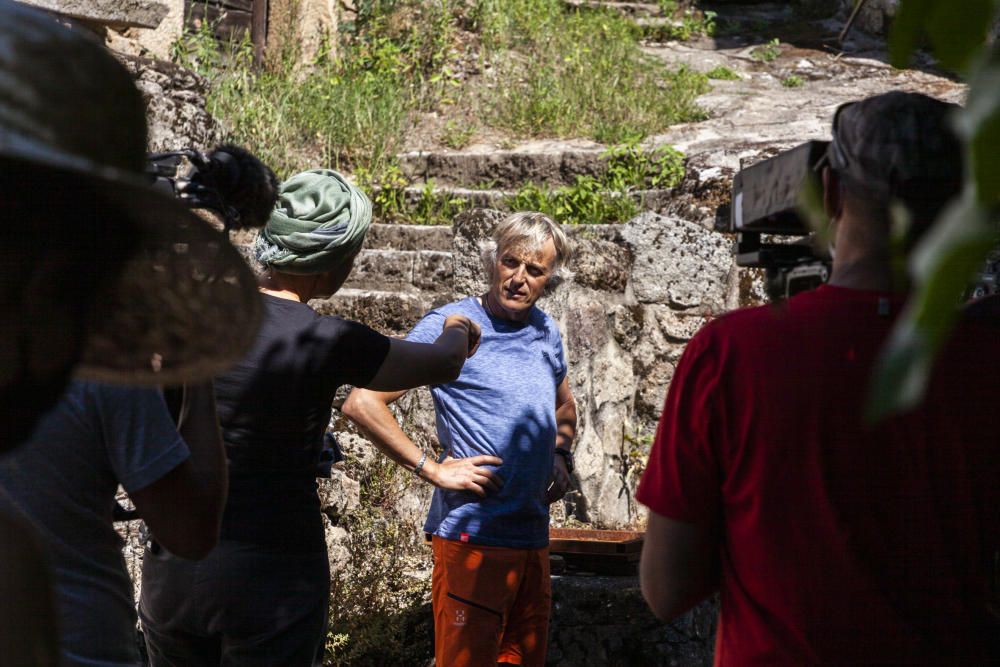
[
  {"xmin": 119, "ymin": 54, "xmax": 223, "ymax": 153},
  {"xmin": 622, "ymin": 211, "xmax": 734, "ymax": 312},
  {"xmin": 325, "ymin": 523, "xmax": 351, "ymax": 573},
  {"xmin": 312, "ymin": 289, "xmax": 433, "ymax": 336},
  {"xmin": 365, "ymin": 223, "xmax": 453, "ymax": 252},
  {"xmin": 318, "ymin": 469, "xmax": 360, "ymax": 525},
  {"xmin": 452, "ymin": 208, "xmax": 506, "ymax": 295},
  {"xmin": 570, "ymin": 237, "xmax": 632, "ymax": 293},
  {"xmin": 342, "ymin": 249, "xmax": 415, "ymax": 292},
  {"xmin": 412, "ymin": 251, "xmax": 454, "ymax": 294},
  {"xmin": 24, "ymin": 0, "xmax": 168, "ymax": 28}
]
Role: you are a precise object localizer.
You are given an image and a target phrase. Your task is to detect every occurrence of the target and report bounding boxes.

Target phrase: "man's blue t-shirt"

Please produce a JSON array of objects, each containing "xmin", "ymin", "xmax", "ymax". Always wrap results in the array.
[{"xmin": 406, "ymin": 296, "xmax": 567, "ymax": 549}]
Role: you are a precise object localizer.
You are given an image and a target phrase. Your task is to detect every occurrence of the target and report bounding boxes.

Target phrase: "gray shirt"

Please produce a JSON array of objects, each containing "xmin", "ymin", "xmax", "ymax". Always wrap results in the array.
[{"xmin": 0, "ymin": 381, "xmax": 189, "ymax": 667}]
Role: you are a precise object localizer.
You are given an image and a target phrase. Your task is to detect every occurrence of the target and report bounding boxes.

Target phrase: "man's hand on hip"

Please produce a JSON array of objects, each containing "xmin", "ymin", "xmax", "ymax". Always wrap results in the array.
[
  {"xmin": 425, "ymin": 455, "xmax": 503, "ymax": 497},
  {"xmin": 546, "ymin": 454, "xmax": 571, "ymax": 504}
]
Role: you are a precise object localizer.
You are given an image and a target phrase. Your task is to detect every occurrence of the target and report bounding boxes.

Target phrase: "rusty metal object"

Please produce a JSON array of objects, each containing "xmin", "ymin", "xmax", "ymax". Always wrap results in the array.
[{"xmin": 549, "ymin": 528, "xmax": 644, "ymax": 575}]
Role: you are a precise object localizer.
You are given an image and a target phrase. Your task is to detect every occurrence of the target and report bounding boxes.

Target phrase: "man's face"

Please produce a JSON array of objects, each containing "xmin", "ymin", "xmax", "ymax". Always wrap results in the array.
[{"xmin": 489, "ymin": 238, "xmax": 558, "ymax": 320}]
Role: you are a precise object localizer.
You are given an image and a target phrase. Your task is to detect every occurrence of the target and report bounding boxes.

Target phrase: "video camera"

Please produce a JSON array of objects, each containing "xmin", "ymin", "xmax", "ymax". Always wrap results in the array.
[
  {"xmin": 146, "ymin": 143, "xmax": 278, "ymax": 232},
  {"xmin": 728, "ymin": 141, "xmax": 1000, "ymax": 303},
  {"xmin": 727, "ymin": 141, "xmax": 832, "ymax": 300}
]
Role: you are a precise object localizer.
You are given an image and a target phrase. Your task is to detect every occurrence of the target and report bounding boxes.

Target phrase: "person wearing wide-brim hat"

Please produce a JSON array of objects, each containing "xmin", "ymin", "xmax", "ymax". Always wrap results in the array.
[
  {"xmin": 0, "ymin": 0, "xmax": 263, "ymax": 449},
  {"xmin": 0, "ymin": 1, "xmax": 263, "ymax": 665},
  {"xmin": 138, "ymin": 168, "xmax": 485, "ymax": 667}
]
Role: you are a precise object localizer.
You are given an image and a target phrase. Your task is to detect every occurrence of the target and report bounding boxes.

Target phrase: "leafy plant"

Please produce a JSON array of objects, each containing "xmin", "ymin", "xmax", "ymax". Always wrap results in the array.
[
  {"xmin": 325, "ymin": 454, "xmax": 433, "ymax": 665},
  {"xmin": 439, "ymin": 119, "xmax": 476, "ymax": 150},
  {"xmin": 869, "ymin": 0, "xmax": 1000, "ymax": 419},
  {"xmin": 641, "ymin": 9, "xmax": 717, "ymax": 42},
  {"xmin": 706, "ymin": 65, "xmax": 741, "ymax": 80},
  {"xmin": 503, "ymin": 141, "xmax": 684, "ymax": 225},
  {"xmin": 752, "ymin": 38, "xmax": 782, "ymax": 63},
  {"xmin": 602, "ymin": 141, "xmax": 685, "ymax": 191},
  {"xmin": 509, "ymin": 177, "xmax": 640, "ymax": 226},
  {"xmin": 781, "ymin": 74, "xmax": 804, "ymax": 88}
]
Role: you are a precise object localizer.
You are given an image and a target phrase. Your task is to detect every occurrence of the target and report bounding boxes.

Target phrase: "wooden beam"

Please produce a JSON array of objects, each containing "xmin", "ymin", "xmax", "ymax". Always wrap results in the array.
[{"xmin": 251, "ymin": 0, "xmax": 268, "ymax": 67}]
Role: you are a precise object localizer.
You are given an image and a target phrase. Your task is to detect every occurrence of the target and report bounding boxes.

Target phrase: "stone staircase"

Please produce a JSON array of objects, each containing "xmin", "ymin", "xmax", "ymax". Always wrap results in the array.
[{"xmin": 320, "ymin": 0, "xmax": 967, "ymax": 534}]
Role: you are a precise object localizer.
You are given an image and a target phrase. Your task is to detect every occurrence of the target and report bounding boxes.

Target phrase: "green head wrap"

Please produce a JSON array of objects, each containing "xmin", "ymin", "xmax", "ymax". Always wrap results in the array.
[{"xmin": 255, "ymin": 169, "xmax": 372, "ymax": 274}]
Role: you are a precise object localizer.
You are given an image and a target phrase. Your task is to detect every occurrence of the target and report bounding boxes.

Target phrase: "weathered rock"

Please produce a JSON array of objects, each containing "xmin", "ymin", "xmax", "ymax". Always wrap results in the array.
[
  {"xmin": 451, "ymin": 208, "xmax": 507, "ymax": 295},
  {"xmin": 622, "ymin": 211, "xmax": 733, "ymax": 312},
  {"xmin": 313, "ymin": 289, "xmax": 437, "ymax": 336},
  {"xmin": 366, "ymin": 223, "xmax": 453, "ymax": 252},
  {"xmin": 318, "ymin": 469, "xmax": 361, "ymax": 525},
  {"xmin": 343, "ymin": 249, "xmax": 416, "ymax": 293},
  {"xmin": 399, "ymin": 141, "xmax": 608, "ymax": 189},
  {"xmin": 412, "ymin": 251, "xmax": 454, "ymax": 294},
  {"xmin": 118, "ymin": 54, "xmax": 223, "ymax": 152},
  {"xmin": 569, "ymin": 237, "xmax": 633, "ymax": 292},
  {"xmin": 325, "ymin": 523, "xmax": 351, "ymax": 573}
]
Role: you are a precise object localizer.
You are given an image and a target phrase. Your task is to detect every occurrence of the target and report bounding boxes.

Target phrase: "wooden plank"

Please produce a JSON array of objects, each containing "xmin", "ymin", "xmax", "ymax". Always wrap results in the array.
[
  {"xmin": 219, "ymin": 0, "xmax": 253, "ymax": 12},
  {"xmin": 251, "ymin": 0, "xmax": 268, "ymax": 66}
]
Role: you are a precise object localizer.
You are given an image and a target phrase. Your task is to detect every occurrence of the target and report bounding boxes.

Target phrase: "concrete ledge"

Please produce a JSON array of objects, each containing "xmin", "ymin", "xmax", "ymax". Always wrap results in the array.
[{"xmin": 23, "ymin": 0, "xmax": 168, "ymax": 28}]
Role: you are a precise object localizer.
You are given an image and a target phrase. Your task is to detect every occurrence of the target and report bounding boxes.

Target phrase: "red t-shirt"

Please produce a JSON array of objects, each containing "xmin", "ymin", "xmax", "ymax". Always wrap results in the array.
[{"xmin": 637, "ymin": 285, "xmax": 1000, "ymax": 665}]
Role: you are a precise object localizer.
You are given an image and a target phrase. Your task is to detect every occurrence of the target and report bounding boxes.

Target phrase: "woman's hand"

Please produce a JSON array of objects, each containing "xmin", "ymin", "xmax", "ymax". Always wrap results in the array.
[
  {"xmin": 424, "ymin": 454, "xmax": 503, "ymax": 497},
  {"xmin": 442, "ymin": 315, "xmax": 482, "ymax": 357}
]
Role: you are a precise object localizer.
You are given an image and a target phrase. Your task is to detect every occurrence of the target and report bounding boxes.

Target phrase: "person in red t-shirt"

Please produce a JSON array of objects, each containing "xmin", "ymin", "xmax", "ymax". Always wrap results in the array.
[{"xmin": 637, "ymin": 91, "xmax": 1000, "ymax": 665}]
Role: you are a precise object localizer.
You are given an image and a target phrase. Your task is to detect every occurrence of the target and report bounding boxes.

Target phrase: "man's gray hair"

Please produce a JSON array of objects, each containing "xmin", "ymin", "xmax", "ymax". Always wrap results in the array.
[{"xmin": 480, "ymin": 212, "xmax": 573, "ymax": 291}]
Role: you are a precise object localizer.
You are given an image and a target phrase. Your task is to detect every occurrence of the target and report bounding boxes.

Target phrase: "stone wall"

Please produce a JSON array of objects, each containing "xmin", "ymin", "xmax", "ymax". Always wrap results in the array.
[{"xmin": 316, "ymin": 204, "xmax": 750, "ymax": 530}]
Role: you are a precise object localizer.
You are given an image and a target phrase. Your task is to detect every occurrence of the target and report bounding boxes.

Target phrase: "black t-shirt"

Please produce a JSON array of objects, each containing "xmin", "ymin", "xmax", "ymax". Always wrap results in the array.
[{"xmin": 215, "ymin": 295, "xmax": 390, "ymax": 552}]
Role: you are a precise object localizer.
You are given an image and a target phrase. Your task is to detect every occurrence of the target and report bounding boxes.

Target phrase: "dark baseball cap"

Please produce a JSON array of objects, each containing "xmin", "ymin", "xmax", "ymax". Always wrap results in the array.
[{"xmin": 823, "ymin": 91, "xmax": 964, "ymax": 204}]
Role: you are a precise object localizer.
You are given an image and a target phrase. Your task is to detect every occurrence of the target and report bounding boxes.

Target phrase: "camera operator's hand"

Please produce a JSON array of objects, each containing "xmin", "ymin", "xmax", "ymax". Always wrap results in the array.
[
  {"xmin": 442, "ymin": 315, "xmax": 482, "ymax": 358},
  {"xmin": 424, "ymin": 454, "xmax": 503, "ymax": 497},
  {"xmin": 546, "ymin": 454, "xmax": 572, "ymax": 504}
]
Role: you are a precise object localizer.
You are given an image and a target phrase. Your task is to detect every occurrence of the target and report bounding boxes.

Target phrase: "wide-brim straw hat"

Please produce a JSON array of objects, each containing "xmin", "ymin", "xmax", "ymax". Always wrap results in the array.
[{"xmin": 0, "ymin": 0, "xmax": 261, "ymax": 385}]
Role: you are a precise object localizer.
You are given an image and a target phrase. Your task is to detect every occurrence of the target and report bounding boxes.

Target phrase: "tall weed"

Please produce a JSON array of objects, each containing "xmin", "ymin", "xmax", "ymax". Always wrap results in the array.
[{"xmin": 474, "ymin": 0, "xmax": 709, "ymax": 142}]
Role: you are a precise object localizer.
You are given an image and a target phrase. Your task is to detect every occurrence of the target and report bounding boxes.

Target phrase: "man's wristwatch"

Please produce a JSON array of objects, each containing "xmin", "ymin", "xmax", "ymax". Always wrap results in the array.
[{"xmin": 554, "ymin": 447, "xmax": 574, "ymax": 474}]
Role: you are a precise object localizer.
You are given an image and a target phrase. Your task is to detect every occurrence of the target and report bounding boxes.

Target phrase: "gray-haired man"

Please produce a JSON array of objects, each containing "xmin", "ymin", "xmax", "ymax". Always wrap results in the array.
[{"xmin": 345, "ymin": 212, "xmax": 577, "ymax": 666}]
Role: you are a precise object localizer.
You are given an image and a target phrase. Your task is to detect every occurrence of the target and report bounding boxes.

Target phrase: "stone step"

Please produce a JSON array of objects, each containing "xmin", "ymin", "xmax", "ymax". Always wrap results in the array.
[
  {"xmin": 563, "ymin": 0, "xmax": 664, "ymax": 17},
  {"xmin": 373, "ymin": 185, "xmax": 675, "ymax": 214},
  {"xmin": 342, "ymin": 248, "xmax": 453, "ymax": 295},
  {"xmin": 365, "ymin": 223, "xmax": 452, "ymax": 251},
  {"xmin": 397, "ymin": 143, "xmax": 609, "ymax": 189}
]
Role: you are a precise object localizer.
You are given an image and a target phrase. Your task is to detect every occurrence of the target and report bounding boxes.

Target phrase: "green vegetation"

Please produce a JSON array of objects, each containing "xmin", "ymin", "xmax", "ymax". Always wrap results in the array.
[
  {"xmin": 172, "ymin": 0, "xmax": 708, "ymax": 200},
  {"xmin": 438, "ymin": 119, "xmax": 476, "ymax": 150},
  {"xmin": 366, "ymin": 141, "xmax": 687, "ymax": 226},
  {"xmin": 505, "ymin": 142, "xmax": 686, "ymax": 225},
  {"xmin": 640, "ymin": 8, "xmax": 717, "ymax": 42},
  {"xmin": 781, "ymin": 74, "xmax": 804, "ymax": 88},
  {"xmin": 475, "ymin": 1, "xmax": 709, "ymax": 144},
  {"xmin": 325, "ymin": 453, "xmax": 432, "ymax": 665},
  {"xmin": 752, "ymin": 37, "xmax": 782, "ymax": 62},
  {"xmin": 706, "ymin": 65, "xmax": 741, "ymax": 80}
]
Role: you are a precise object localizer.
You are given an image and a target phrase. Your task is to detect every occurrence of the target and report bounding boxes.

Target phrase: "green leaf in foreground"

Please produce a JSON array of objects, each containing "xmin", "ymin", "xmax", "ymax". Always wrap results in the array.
[
  {"xmin": 955, "ymin": 45, "xmax": 1000, "ymax": 203},
  {"xmin": 890, "ymin": 0, "xmax": 998, "ymax": 71},
  {"xmin": 867, "ymin": 193, "xmax": 997, "ymax": 421}
]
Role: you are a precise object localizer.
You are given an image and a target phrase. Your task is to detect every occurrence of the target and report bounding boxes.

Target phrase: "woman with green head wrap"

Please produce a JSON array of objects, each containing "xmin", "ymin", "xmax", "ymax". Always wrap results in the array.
[{"xmin": 139, "ymin": 169, "xmax": 481, "ymax": 667}]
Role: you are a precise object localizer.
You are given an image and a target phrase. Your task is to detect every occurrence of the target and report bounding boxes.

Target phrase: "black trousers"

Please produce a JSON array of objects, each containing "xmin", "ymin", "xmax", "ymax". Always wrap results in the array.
[{"xmin": 138, "ymin": 540, "xmax": 329, "ymax": 667}]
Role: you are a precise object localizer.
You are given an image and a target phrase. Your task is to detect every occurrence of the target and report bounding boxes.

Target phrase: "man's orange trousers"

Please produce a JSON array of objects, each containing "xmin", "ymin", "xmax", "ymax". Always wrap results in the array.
[{"xmin": 431, "ymin": 536, "xmax": 551, "ymax": 666}]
